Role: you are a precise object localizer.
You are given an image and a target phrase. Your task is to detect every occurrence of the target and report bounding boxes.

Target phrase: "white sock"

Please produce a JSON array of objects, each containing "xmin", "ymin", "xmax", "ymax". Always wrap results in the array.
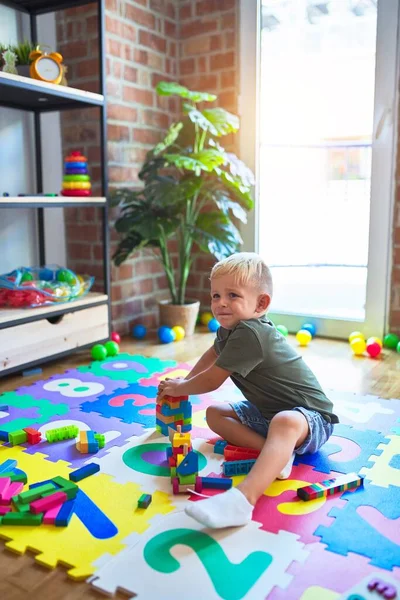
[
  {"xmin": 277, "ymin": 453, "xmax": 295, "ymax": 480},
  {"xmin": 185, "ymin": 487, "xmax": 254, "ymax": 529}
]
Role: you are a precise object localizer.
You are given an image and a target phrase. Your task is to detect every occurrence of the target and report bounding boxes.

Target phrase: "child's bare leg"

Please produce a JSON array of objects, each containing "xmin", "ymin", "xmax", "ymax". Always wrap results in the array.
[
  {"xmin": 206, "ymin": 405, "xmax": 266, "ymax": 450},
  {"xmin": 186, "ymin": 411, "xmax": 309, "ymax": 528}
]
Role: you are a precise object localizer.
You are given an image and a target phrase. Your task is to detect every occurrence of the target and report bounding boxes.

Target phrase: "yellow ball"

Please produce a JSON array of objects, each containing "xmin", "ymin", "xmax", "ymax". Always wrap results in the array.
[
  {"xmin": 172, "ymin": 325, "xmax": 185, "ymax": 341},
  {"xmin": 350, "ymin": 337, "xmax": 366, "ymax": 356},
  {"xmin": 367, "ymin": 336, "xmax": 382, "ymax": 348},
  {"xmin": 200, "ymin": 312, "xmax": 213, "ymax": 326},
  {"xmin": 296, "ymin": 329, "xmax": 312, "ymax": 346},
  {"xmin": 349, "ymin": 331, "xmax": 364, "ymax": 343}
]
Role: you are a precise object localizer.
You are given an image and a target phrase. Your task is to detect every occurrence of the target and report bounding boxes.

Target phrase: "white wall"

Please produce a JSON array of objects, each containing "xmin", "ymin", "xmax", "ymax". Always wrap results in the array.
[{"xmin": 0, "ymin": 6, "xmax": 66, "ymax": 274}]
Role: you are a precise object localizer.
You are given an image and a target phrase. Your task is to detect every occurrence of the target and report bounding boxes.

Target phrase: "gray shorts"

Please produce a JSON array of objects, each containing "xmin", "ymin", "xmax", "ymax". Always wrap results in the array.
[{"xmin": 230, "ymin": 400, "xmax": 334, "ymax": 455}]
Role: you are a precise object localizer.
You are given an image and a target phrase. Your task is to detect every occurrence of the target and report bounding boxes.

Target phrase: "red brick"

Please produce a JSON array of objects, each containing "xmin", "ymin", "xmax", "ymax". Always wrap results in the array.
[
  {"xmin": 180, "ymin": 19, "xmax": 217, "ymax": 39},
  {"xmin": 123, "ymin": 23, "xmax": 136, "ymax": 41},
  {"xmin": 60, "ymin": 40, "xmax": 88, "ymax": 59},
  {"xmin": 210, "ymin": 51, "xmax": 235, "ymax": 71},
  {"xmin": 182, "ymin": 36, "xmax": 211, "ymax": 55},
  {"xmin": 182, "ymin": 74, "xmax": 218, "ymax": 91},
  {"xmin": 108, "ymin": 124, "xmax": 130, "ymax": 141},
  {"xmin": 134, "ymin": 49, "xmax": 148, "ymax": 65},
  {"xmin": 180, "ymin": 3, "xmax": 192, "ymax": 20},
  {"xmin": 197, "ymin": 56, "xmax": 208, "ymax": 72},
  {"xmin": 210, "ymin": 35, "xmax": 222, "ymax": 51},
  {"xmin": 218, "ymin": 90, "xmax": 237, "ymax": 110},
  {"xmin": 77, "ymin": 58, "xmax": 99, "ymax": 78},
  {"xmin": 196, "ymin": 0, "xmax": 235, "ymax": 16},
  {"xmin": 134, "ymin": 259, "xmax": 162, "ymax": 276},
  {"xmin": 164, "ymin": 19, "xmax": 177, "ymax": 37},
  {"xmin": 68, "ymin": 243, "xmax": 92, "ymax": 260},
  {"xmin": 221, "ymin": 70, "xmax": 235, "ymax": 88},
  {"xmin": 142, "ymin": 110, "xmax": 170, "ymax": 129},
  {"xmin": 139, "ymin": 30, "xmax": 167, "ymax": 53},
  {"xmin": 123, "ymin": 65, "xmax": 138, "ymax": 83},
  {"xmin": 86, "ymin": 14, "xmax": 99, "ymax": 34},
  {"xmin": 181, "ymin": 57, "xmax": 195, "ymax": 75},
  {"xmin": 225, "ymin": 31, "xmax": 235, "ymax": 49},
  {"xmin": 66, "ymin": 224, "xmax": 99, "ymax": 243},
  {"xmin": 113, "ymin": 263, "xmax": 134, "ymax": 281},
  {"xmin": 123, "ymin": 86, "xmax": 154, "ymax": 106},
  {"xmin": 221, "ymin": 12, "xmax": 236, "ymax": 29},
  {"xmin": 133, "ymin": 128, "xmax": 162, "ymax": 145},
  {"xmin": 109, "ymin": 166, "xmax": 139, "ymax": 183},
  {"xmin": 125, "ymin": 4, "xmax": 156, "ymax": 29},
  {"xmin": 107, "ymin": 38, "xmax": 123, "ymax": 57},
  {"xmin": 113, "ymin": 61, "xmax": 123, "ymax": 78},
  {"xmin": 108, "ymin": 104, "xmax": 138, "ymax": 122},
  {"xmin": 106, "ymin": 15, "xmax": 122, "ymax": 35}
]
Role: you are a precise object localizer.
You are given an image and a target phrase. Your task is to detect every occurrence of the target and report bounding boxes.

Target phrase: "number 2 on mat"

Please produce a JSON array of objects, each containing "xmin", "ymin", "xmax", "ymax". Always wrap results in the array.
[{"xmin": 143, "ymin": 528, "xmax": 272, "ymax": 600}]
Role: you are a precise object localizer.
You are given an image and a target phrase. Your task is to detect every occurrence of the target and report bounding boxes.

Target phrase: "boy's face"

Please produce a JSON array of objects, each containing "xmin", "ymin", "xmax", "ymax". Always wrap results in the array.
[{"xmin": 210, "ymin": 274, "xmax": 270, "ymax": 330}]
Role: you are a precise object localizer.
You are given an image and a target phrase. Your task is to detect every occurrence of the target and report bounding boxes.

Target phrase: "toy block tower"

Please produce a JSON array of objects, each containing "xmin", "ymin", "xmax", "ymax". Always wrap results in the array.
[
  {"xmin": 61, "ymin": 150, "xmax": 92, "ymax": 197},
  {"xmin": 167, "ymin": 426, "xmax": 199, "ymax": 494},
  {"xmin": 156, "ymin": 394, "xmax": 191, "ymax": 436}
]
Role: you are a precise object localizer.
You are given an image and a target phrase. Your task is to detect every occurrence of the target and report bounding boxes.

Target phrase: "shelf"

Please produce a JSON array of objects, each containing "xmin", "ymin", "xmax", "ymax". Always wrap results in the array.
[
  {"xmin": 0, "ymin": 196, "xmax": 107, "ymax": 208},
  {"xmin": 0, "ymin": 72, "xmax": 104, "ymax": 112},
  {"xmin": 0, "ymin": 292, "xmax": 108, "ymax": 328},
  {"xmin": 1, "ymin": 0, "xmax": 92, "ymax": 15}
]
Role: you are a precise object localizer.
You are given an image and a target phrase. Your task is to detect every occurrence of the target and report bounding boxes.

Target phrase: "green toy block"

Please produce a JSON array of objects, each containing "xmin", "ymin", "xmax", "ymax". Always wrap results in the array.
[
  {"xmin": 178, "ymin": 473, "xmax": 197, "ymax": 485},
  {"xmin": 0, "ymin": 471, "xmax": 27, "ymax": 484},
  {"xmin": 2, "ymin": 512, "xmax": 43, "ymax": 526},
  {"xmin": 170, "ymin": 467, "xmax": 176, "ymax": 479},
  {"xmin": 94, "ymin": 433, "xmax": 105, "ymax": 449},
  {"xmin": 45, "ymin": 425, "xmax": 79, "ymax": 443},
  {"xmin": 51, "ymin": 476, "xmax": 78, "ymax": 500},
  {"xmin": 8, "ymin": 430, "xmax": 28, "ymax": 446},
  {"xmin": 137, "ymin": 493, "xmax": 152, "ymax": 509},
  {"xmin": 18, "ymin": 482, "xmax": 56, "ymax": 504},
  {"xmin": 183, "ymin": 418, "xmax": 192, "ymax": 425},
  {"xmin": 12, "ymin": 497, "xmax": 30, "ymax": 513}
]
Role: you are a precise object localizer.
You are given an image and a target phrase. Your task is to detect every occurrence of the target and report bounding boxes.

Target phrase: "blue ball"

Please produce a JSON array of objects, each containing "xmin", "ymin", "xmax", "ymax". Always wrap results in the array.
[
  {"xmin": 158, "ymin": 326, "xmax": 176, "ymax": 344},
  {"xmin": 207, "ymin": 318, "xmax": 220, "ymax": 332},
  {"xmin": 38, "ymin": 267, "xmax": 54, "ymax": 281},
  {"xmin": 132, "ymin": 324, "xmax": 147, "ymax": 339},
  {"xmin": 301, "ymin": 323, "xmax": 316, "ymax": 338}
]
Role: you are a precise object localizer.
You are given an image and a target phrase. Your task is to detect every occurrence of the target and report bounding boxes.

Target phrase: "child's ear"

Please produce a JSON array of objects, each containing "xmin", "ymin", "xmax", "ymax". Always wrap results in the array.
[{"xmin": 256, "ymin": 293, "xmax": 271, "ymax": 313}]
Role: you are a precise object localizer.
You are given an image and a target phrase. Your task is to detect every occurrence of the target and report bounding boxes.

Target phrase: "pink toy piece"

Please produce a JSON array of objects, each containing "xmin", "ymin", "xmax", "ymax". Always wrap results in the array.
[
  {"xmin": 172, "ymin": 477, "xmax": 179, "ymax": 495},
  {"xmin": 0, "ymin": 505, "xmax": 11, "ymax": 515},
  {"xmin": 0, "ymin": 477, "xmax": 11, "ymax": 499},
  {"xmin": 43, "ymin": 503, "xmax": 63, "ymax": 525},
  {"xmin": 30, "ymin": 491, "xmax": 67, "ymax": 515},
  {"xmin": 195, "ymin": 476, "xmax": 203, "ymax": 493},
  {"xmin": 0, "ymin": 481, "xmax": 24, "ymax": 505}
]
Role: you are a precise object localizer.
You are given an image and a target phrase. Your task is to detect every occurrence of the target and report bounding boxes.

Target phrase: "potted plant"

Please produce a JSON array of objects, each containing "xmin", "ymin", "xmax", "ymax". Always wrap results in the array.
[
  {"xmin": 11, "ymin": 40, "xmax": 36, "ymax": 77},
  {"xmin": 111, "ymin": 81, "xmax": 254, "ymax": 335}
]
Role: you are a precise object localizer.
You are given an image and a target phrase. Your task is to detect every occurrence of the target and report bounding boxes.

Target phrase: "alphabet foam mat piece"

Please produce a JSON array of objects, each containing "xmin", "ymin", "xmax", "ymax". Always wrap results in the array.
[{"xmin": 1, "ymin": 356, "xmax": 400, "ymax": 598}]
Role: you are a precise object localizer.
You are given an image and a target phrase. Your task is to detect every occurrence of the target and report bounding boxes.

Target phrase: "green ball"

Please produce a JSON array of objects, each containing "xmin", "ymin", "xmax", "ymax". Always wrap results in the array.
[
  {"xmin": 397, "ymin": 341, "xmax": 400, "ymax": 354},
  {"xmin": 57, "ymin": 269, "xmax": 77, "ymax": 286},
  {"xmin": 105, "ymin": 340, "xmax": 119, "ymax": 356},
  {"xmin": 383, "ymin": 333, "xmax": 400, "ymax": 350},
  {"xmin": 276, "ymin": 324, "xmax": 288, "ymax": 337},
  {"xmin": 91, "ymin": 344, "xmax": 107, "ymax": 361},
  {"xmin": 21, "ymin": 272, "xmax": 34, "ymax": 283}
]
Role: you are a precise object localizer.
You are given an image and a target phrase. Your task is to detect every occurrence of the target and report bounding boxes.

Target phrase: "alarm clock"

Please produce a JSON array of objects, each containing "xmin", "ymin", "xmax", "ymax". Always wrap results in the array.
[{"xmin": 29, "ymin": 50, "xmax": 63, "ymax": 85}]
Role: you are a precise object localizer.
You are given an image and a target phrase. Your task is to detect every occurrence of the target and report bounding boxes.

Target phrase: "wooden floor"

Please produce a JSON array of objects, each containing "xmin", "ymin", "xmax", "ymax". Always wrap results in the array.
[{"xmin": 0, "ymin": 331, "xmax": 399, "ymax": 599}]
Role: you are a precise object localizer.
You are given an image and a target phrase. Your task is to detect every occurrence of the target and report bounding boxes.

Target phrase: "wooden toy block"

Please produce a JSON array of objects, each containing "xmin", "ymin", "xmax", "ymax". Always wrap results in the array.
[
  {"xmin": 170, "ymin": 467, "xmax": 176, "ymax": 480},
  {"xmin": 0, "ymin": 471, "xmax": 27, "ymax": 484},
  {"xmin": 223, "ymin": 445, "xmax": 260, "ymax": 462},
  {"xmin": 297, "ymin": 472, "xmax": 364, "ymax": 501},
  {"xmin": 178, "ymin": 473, "xmax": 197, "ymax": 485},
  {"xmin": 0, "ymin": 460, "xmax": 17, "ymax": 473},
  {"xmin": 222, "ymin": 459, "xmax": 256, "ymax": 476},
  {"xmin": 168, "ymin": 456, "xmax": 177, "ymax": 467},
  {"xmin": 0, "ymin": 477, "xmax": 11, "ymax": 499},
  {"xmin": 12, "ymin": 496, "xmax": 31, "ymax": 513},
  {"xmin": 2, "ymin": 512, "xmax": 43, "ymax": 526},
  {"xmin": 0, "ymin": 506, "xmax": 11, "ymax": 515},
  {"xmin": 79, "ymin": 431, "xmax": 89, "ymax": 453},
  {"xmin": 0, "ymin": 431, "xmax": 9, "ymax": 442},
  {"xmin": 214, "ymin": 440, "xmax": 228, "ymax": 454},
  {"xmin": 0, "ymin": 405, "xmax": 8, "ymax": 411},
  {"xmin": 22, "ymin": 367, "xmax": 42, "ymax": 377},
  {"xmin": 55, "ymin": 498, "xmax": 75, "ymax": 527},
  {"xmin": 30, "ymin": 491, "xmax": 68, "ymax": 514},
  {"xmin": 45, "ymin": 425, "xmax": 79, "ymax": 443},
  {"xmin": 51, "ymin": 476, "xmax": 79, "ymax": 500},
  {"xmin": 171, "ymin": 477, "xmax": 196, "ymax": 494},
  {"xmin": 18, "ymin": 482, "xmax": 56, "ymax": 504},
  {"xmin": 8, "ymin": 430, "xmax": 28, "ymax": 446},
  {"xmin": 1, "ymin": 481, "xmax": 24, "ymax": 505},
  {"xmin": 137, "ymin": 493, "xmax": 152, "ymax": 509},
  {"xmin": 69, "ymin": 463, "xmax": 100, "ymax": 482},
  {"xmin": 201, "ymin": 476, "xmax": 232, "ymax": 490},
  {"xmin": 43, "ymin": 503, "xmax": 63, "ymax": 524},
  {"xmin": 176, "ymin": 451, "xmax": 199, "ymax": 476},
  {"xmin": 172, "ymin": 432, "xmax": 191, "ymax": 448},
  {"xmin": 23, "ymin": 427, "xmax": 41, "ymax": 445},
  {"xmin": 176, "ymin": 454, "xmax": 184, "ymax": 466}
]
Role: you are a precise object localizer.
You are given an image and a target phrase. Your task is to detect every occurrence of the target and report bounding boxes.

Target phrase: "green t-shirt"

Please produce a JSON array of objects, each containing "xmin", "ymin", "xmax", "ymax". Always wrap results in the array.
[{"xmin": 214, "ymin": 315, "xmax": 339, "ymax": 424}]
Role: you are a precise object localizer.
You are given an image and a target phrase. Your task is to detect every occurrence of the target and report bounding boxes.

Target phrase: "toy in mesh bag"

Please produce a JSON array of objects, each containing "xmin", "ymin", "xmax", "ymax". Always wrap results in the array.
[{"xmin": 0, "ymin": 265, "xmax": 94, "ymax": 308}]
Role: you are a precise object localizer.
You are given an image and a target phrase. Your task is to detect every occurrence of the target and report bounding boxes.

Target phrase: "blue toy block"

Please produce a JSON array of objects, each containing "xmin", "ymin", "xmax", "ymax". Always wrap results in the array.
[
  {"xmin": 222, "ymin": 459, "xmax": 256, "ymax": 476},
  {"xmin": 159, "ymin": 403, "xmax": 192, "ymax": 418},
  {"xmin": 55, "ymin": 499, "xmax": 75, "ymax": 527},
  {"xmin": 138, "ymin": 493, "xmax": 152, "ymax": 509},
  {"xmin": 176, "ymin": 451, "xmax": 199, "ymax": 476},
  {"xmin": 201, "ymin": 476, "xmax": 232, "ymax": 490},
  {"xmin": 0, "ymin": 431, "xmax": 9, "ymax": 442},
  {"xmin": 22, "ymin": 367, "xmax": 43, "ymax": 377},
  {"xmin": 166, "ymin": 446, "xmax": 173, "ymax": 458},
  {"xmin": 69, "ymin": 463, "xmax": 100, "ymax": 483},
  {"xmin": 214, "ymin": 440, "xmax": 228, "ymax": 454},
  {"xmin": 0, "ymin": 405, "xmax": 8, "ymax": 412},
  {"xmin": 0, "ymin": 459, "xmax": 17, "ymax": 473}
]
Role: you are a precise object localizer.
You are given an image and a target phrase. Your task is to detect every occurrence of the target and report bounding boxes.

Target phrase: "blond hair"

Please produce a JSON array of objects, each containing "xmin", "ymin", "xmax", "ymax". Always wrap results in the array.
[{"xmin": 210, "ymin": 252, "xmax": 273, "ymax": 296}]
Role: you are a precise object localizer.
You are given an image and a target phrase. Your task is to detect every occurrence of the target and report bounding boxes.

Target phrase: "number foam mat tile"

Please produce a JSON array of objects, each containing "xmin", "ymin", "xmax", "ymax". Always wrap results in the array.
[{"xmin": 0, "ymin": 354, "xmax": 399, "ymax": 597}]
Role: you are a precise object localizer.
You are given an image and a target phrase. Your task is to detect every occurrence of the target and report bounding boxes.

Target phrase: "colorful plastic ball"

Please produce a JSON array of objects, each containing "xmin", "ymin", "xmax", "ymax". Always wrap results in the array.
[
  {"xmin": 56, "ymin": 268, "xmax": 77, "ymax": 286},
  {"xmin": 104, "ymin": 341, "xmax": 119, "ymax": 356},
  {"xmin": 111, "ymin": 331, "xmax": 121, "ymax": 344},
  {"xmin": 301, "ymin": 323, "xmax": 316, "ymax": 337},
  {"xmin": 158, "ymin": 326, "xmax": 176, "ymax": 344},
  {"xmin": 21, "ymin": 272, "xmax": 34, "ymax": 283},
  {"xmin": 91, "ymin": 344, "xmax": 107, "ymax": 361},
  {"xmin": 349, "ymin": 331, "xmax": 364, "ymax": 343},
  {"xmin": 276, "ymin": 324, "xmax": 288, "ymax": 337},
  {"xmin": 367, "ymin": 336, "xmax": 382, "ymax": 348},
  {"xmin": 296, "ymin": 329, "xmax": 312, "ymax": 346},
  {"xmin": 38, "ymin": 268, "xmax": 54, "ymax": 281},
  {"xmin": 132, "ymin": 324, "xmax": 147, "ymax": 339},
  {"xmin": 207, "ymin": 318, "xmax": 220, "ymax": 332},
  {"xmin": 397, "ymin": 341, "xmax": 400, "ymax": 354},
  {"xmin": 350, "ymin": 337, "xmax": 366, "ymax": 356},
  {"xmin": 366, "ymin": 341, "xmax": 381, "ymax": 358},
  {"xmin": 200, "ymin": 311, "xmax": 213, "ymax": 326},
  {"xmin": 172, "ymin": 325, "xmax": 185, "ymax": 341},
  {"xmin": 384, "ymin": 332, "xmax": 400, "ymax": 350}
]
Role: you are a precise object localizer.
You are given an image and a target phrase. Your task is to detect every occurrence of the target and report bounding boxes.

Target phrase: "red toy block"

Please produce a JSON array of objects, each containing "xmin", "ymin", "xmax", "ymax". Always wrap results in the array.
[
  {"xmin": 0, "ymin": 481, "xmax": 24, "ymax": 505},
  {"xmin": 23, "ymin": 427, "xmax": 42, "ymax": 445},
  {"xmin": 223, "ymin": 445, "xmax": 260, "ymax": 462},
  {"xmin": 30, "ymin": 491, "xmax": 68, "ymax": 515},
  {"xmin": 0, "ymin": 505, "xmax": 11, "ymax": 515}
]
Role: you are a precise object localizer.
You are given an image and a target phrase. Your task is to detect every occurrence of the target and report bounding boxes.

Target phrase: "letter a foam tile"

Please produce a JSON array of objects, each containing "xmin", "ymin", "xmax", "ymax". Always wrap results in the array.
[{"xmin": 0, "ymin": 445, "xmax": 175, "ymax": 579}]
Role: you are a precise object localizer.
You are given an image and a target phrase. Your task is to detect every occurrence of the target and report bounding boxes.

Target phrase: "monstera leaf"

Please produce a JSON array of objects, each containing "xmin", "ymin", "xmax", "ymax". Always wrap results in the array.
[
  {"xmin": 165, "ymin": 149, "xmax": 226, "ymax": 175},
  {"xmin": 192, "ymin": 212, "xmax": 243, "ymax": 260},
  {"xmin": 156, "ymin": 81, "xmax": 216, "ymax": 103}
]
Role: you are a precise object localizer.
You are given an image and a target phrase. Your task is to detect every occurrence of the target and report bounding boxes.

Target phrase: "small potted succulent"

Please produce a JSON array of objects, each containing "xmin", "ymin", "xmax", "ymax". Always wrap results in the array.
[{"xmin": 11, "ymin": 40, "xmax": 37, "ymax": 77}]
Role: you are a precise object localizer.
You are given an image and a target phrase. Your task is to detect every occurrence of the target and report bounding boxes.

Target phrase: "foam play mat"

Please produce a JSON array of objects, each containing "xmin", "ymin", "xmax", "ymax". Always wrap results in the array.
[{"xmin": 0, "ymin": 353, "xmax": 399, "ymax": 599}]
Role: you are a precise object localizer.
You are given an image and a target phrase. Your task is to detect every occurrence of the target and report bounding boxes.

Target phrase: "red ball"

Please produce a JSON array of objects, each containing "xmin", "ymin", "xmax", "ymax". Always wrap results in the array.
[
  {"xmin": 111, "ymin": 331, "xmax": 121, "ymax": 344},
  {"xmin": 366, "ymin": 341, "xmax": 381, "ymax": 358}
]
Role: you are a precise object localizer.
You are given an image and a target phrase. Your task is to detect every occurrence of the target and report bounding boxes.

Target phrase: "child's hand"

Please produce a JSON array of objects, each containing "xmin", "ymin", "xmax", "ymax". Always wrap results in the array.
[{"xmin": 157, "ymin": 378, "xmax": 185, "ymax": 401}]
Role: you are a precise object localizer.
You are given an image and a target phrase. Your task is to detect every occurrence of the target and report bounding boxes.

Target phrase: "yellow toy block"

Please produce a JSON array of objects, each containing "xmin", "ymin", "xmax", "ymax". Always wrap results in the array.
[{"xmin": 172, "ymin": 432, "xmax": 191, "ymax": 448}]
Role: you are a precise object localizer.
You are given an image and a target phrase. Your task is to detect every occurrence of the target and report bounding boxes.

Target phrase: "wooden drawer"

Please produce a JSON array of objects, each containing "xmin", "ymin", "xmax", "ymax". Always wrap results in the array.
[{"xmin": 0, "ymin": 304, "xmax": 109, "ymax": 373}]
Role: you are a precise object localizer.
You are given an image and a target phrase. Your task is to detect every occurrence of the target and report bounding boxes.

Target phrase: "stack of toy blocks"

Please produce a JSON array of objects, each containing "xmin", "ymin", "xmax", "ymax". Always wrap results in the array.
[
  {"xmin": 167, "ymin": 426, "xmax": 198, "ymax": 494},
  {"xmin": 221, "ymin": 444, "xmax": 260, "ymax": 476},
  {"xmin": 76, "ymin": 431, "xmax": 105, "ymax": 454},
  {"xmin": 0, "ymin": 427, "xmax": 42, "ymax": 445},
  {"xmin": 297, "ymin": 472, "xmax": 364, "ymax": 501},
  {"xmin": 156, "ymin": 394, "xmax": 191, "ymax": 436}
]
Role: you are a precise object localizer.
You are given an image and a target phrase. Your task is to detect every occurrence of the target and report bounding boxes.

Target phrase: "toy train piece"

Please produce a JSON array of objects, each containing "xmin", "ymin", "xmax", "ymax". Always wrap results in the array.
[{"xmin": 297, "ymin": 472, "xmax": 364, "ymax": 501}]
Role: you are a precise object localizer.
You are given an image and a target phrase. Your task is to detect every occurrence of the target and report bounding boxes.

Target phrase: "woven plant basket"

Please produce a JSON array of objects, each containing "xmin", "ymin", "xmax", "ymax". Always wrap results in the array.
[{"xmin": 158, "ymin": 299, "xmax": 200, "ymax": 336}]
